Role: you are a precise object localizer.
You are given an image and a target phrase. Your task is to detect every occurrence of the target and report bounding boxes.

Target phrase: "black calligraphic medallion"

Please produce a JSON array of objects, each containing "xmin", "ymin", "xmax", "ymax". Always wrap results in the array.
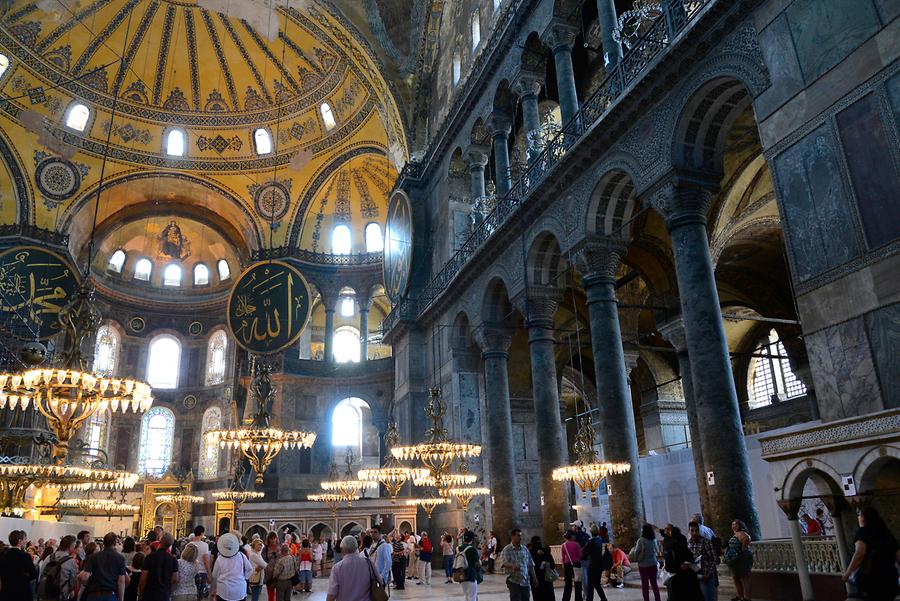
[
  {"xmin": 383, "ymin": 191, "xmax": 413, "ymax": 303},
  {"xmin": 0, "ymin": 246, "xmax": 80, "ymax": 340},
  {"xmin": 227, "ymin": 260, "xmax": 311, "ymax": 354}
]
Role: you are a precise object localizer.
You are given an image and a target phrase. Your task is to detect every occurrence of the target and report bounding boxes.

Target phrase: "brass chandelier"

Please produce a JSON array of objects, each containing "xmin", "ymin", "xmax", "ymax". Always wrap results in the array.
[
  {"xmin": 358, "ymin": 420, "xmax": 429, "ymax": 502},
  {"xmin": 319, "ymin": 448, "xmax": 374, "ymax": 507},
  {"xmin": 307, "ymin": 493, "xmax": 345, "ymax": 515},
  {"xmin": 0, "ymin": 285, "xmax": 153, "ymax": 461},
  {"xmin": 59, "ymin": 497, "xmax": 140, "ymax": 515},
  {"xmin": 552, "ymin": 417, "xmax": 631, "ymax": 499},
  {"xmin": 405, "ymin": 495, "xmax": 450, "ymax": 518},
  {"xmin": 206, "ymin": 362, "xmax": 316, "ymax": 485}
]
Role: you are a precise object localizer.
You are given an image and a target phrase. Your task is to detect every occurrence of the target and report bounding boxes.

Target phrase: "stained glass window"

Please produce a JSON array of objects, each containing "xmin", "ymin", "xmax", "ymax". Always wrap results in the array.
[
  {"xmin": 84, "ymin": 408, "xmax": 109, "ymax": 458},
  {"xmin": 147, "ymin": 335, "xmax": 181, "ymax": 389},
  {"xmin": 205, "ymin": 330, "xmax": 227, "ymax": 386},
  {"xmin": 748, "ymin": 329, "xmax": 807, "ymax": 409},
  {"xmin": 138, "ymin": 407, "xmax": 175, "ymax": 476},
  {"xmin": 199, "ymin": 406, "xmax": 222, "ymax": 480},
  {"xmin": 93, "ymin": 324, "xmax": 119, "ymax": 377}
]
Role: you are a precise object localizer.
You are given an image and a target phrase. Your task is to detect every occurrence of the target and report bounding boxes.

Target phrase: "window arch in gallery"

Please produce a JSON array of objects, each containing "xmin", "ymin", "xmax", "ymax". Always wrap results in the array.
[
  {"xmin": 108, "ymin": 250, "xmax": 126, "ymax": 273},
  {"xmin": 747, "ymin": 328, "xmax": 807, "ymax": 409},
  {"xmin": 365, "ymin": 222, "xmax": 383, "ymax": 253},
  {"xmin": 471, "ymin": 12, "xmax": 481, "ymax": 50},
  {"xmin": 163, "ymin": 264, "xmax": 182, "ymax": 287},
  {"xmin": 331, "ymin": 224, "xmax": 351, "ymax": 254},
  {"xmin": 138, "ymin": 406, "xmax": 175, "ymax": 476},
  {"xmin": 331, "ymin": 397, "xmax": 370, "ymax": 451},
  {"xmin": 93, "ymin": 323, "xmax": 120, "ymax": 377},
  {"xmin": 147, "ymin": 335, "xmax": 181, "ymax": 389},
  {"xmin": 165, "ymin": 129, "xmax": 186, "ymax": 157},
  {"xmin": 205, "ymin": 330, "xmax": 228, "ymax": 385},
  {"xmin": 83, "ymin": 408, "xmax": 110, "ymax": 458},
  {"xmin": 199, "ymin": 406, "xmax": 222, "ymax": 479},
  {"xmin": 194, "ymin": 263, "xmax": 210, "ymax": 286},
  {"xmin": 134, "ymin": 257, "xmax": 152, "ymax": 281},
  {"xmin": 217, "ymin": 259, "xmax": 231, "ymax": 281},
  {"xmin": 333, "ymin": 326, "xmax": 360, "ymax": 363}
]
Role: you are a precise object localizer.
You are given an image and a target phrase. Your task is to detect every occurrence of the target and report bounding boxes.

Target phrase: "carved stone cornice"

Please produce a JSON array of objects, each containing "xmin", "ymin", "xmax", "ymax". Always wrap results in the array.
[
  {"xmin": 759, "ymin": 409, "xmax": 900, "ymax": 460},
  {"xmin": 541, "ymin": 18, "xmax": 580, "ymax": 52}
]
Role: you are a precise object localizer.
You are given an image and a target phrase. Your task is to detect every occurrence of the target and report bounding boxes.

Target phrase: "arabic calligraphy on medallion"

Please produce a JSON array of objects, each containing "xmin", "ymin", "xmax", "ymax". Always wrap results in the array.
[
  {"xmin": 0, "ymin": 246, "xmax": 80, "ymax": 340},
  {"xmin": 227, "ymin": 260, "xmax": 311, "ymax": 354},
  {"xmin": 383, "ymin": 192, "xmax": 412, "ymax": 303}
]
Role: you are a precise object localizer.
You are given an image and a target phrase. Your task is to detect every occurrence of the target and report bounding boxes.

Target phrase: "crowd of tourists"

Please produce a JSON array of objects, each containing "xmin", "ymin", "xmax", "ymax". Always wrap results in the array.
[{"xmin": 1, "ymin": 505, "xmax": 896, "ymax": 601}]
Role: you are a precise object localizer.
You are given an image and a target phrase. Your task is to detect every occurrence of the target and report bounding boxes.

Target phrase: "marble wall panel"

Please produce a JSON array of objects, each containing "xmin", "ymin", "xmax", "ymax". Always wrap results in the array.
[
  {"xmin": 887, "ymin": 72, "xmax": 900, "ymax": 135},
  {"xmin": 756, "ymin": 12, "xmax": 805, "ymax": 119},
  {"xmin": 805, "ymin": 316, "xmax": 883, "ymax": 421},
  {"xmin": 773, "ymin": 123, "xmax": 862, "ymax": 281},
  {"xmin": 835, "ymin": 93, "xmax": 900, "ymax": 249},
  {"xmin": 874, "ymin": 0, "xmax": 900, "ymax": 23},
  {"xmin": 865, "ymin": 303, "xmax": 900, "ymax": 409},
  {"xmin": 784, "ymin": 0, "xmax": 881, "ymax": 84}
]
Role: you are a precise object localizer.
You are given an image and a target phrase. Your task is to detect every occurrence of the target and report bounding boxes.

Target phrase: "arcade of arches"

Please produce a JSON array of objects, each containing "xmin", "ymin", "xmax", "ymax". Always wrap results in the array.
[{"xmin": 0, "ymin": 1, "xmax": 897, "ymax": 600}]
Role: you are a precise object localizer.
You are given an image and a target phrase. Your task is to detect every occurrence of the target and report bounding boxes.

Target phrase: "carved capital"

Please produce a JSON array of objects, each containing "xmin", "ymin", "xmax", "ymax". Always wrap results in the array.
[
  {"xmin": 511, "ymin": 71, "xmax": 543, "ymax": 99},
  {"xmin": 657, "ymin": 316, "xmax": 687, "ymax": 353},
  {"xmin": 541, "ymin": 18, "xmax": 579, "ymax": 52},
  {"xmin": 515, "ymin": 286, "xmax": 561, "ymax": 330},
  {"xmin": 474, "ymin": 323, "xmax": 514, "ymax": 357},
  {"xmin": 572, "ymin": 237, "xmax": 628, "ymax": 280},
  {"xmin": 646, "ymin": 171, "xmax": 719, "ymax": 230},
  {"xmin": 486, "ymin": 113, "xmax": 513, "ymax": 138},
  {"xmin": 465, "ymin": 144, "xmax": 491, "ymax": 169},
  {"xmin": 623, "ymin": 346, "xmax": 640, "ymax": 374}
]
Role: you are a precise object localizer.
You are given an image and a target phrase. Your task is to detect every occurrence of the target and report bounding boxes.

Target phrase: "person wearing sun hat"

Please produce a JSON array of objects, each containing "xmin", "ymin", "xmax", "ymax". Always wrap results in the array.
[{"xmin": 211, "ymin": 532, "xmax": 253, "ymax": 601}]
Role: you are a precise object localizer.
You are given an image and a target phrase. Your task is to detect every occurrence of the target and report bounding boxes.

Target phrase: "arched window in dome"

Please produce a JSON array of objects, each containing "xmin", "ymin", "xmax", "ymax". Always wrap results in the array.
[
  {"xmin": 0, "ymin": 55, "xmax": 9, "ymax": 78},
  {"xmin": 138, "ymin": 406, "xmax": 175, "ymax": 476},
  {"xmin": 320, "ymin": 102, "xmax": 337, "ymax": 131},
  {"xmin": 331, "ymin": 224, "xmax": 351, "ymax": 255},
  {"xmin": 253, "ymin": 128, "xmax": 272, "ymax": 155},
  {"xmin": 147, "ymin": 335, "xmax": 181, "ymax": 389},
  {"xmin": 194, "ymin": 263, "xmax": 210, "ymax": 286},
  {"xmin": 365, "ymin": 223, "xmax": 383, "ymax": 253},
  {"xmin": 471, "ymin": 12, "xmax": 481, "ymax": 51},
  {"xmin": 331, "ymin": 397, "xmax": 369, "ymax": 450},
  {"xmin": 333, "ymin": 326, "xmax": 360, "ymax": 364},
  {"xmin": 83, "ymin": 408, "xmax": 110, "ymax": 459},
  {"xmin": 340, "ymin": 295, "xmax": 355, "ymax": 317},
  {"xmin": 108, "ymin": 250, "xmax": 126, "ymax": 273},
  {"xmin": 93, "ymin": 323, "xmax": 120, "ymax": 377},
  {"xmin": 134, "ymin": 258, "xmax": 152, "ymax": 281},
  {"xmin": 165, "ymin": 129, "xmax": 186, "ymax": 157},
  {"xmin": 205, "ymin": 330, "xmax": 228, "ymax": 386},
  {"xmin": 163, "ymin": 264, "xmax": 182, "ymax": 287},
  {"xmin": 452, "ymin": 53, "xmax": 461, "ymax": 86},
  {"xmin": 65, "ymin": 102, "xmax": 90, "ymax": 132},
  {"xmin": 747, "ymin": 328, "xmax": 807, "ymax": 409},
  {"xmin": 217, "ymin": 259, "xmax": 231, "ymax": 281},
  {"xmin": 199, "ymin": 406, "xmax": 222, "ymax": 479}
]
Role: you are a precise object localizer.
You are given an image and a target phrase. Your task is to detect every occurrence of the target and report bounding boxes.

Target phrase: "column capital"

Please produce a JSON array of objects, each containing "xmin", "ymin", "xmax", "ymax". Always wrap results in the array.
[
  {"xmin": 511, "ymin": 70, "xmax": 543, "ymax": 99},
  {"xmin": 572, "ymin": 237, "xmax": 628, "ymax": 281},
  {"xmin": 474, "ymin": 323, "xmax": 513, "ymax": 357},
  {"xmin": 514, "ymin": 286, "xmax": 561, "ymax": 331},
  {"xmin": 646, "ymin": 170, "xmax": 720, "ymax": 230},
  {"xmin": 485, "ymin": 113, "xmax": 512, "ymax": 138},
  {"xmin": 657, "ymin": 316, "xmax": 687, "ymax": 353},
  {"xmin": 465, "ymin": 144, "xmax": 491, "ymax": 169},
  {"xmin": 777, "ymin": 498, "xmax": 803, "ymax": 518},
  {"xmin": 541, "ymin": 18, "xmax": 579, "ymax": 52},
  {"xmin": 623, "ymin": 346, "xmax": 640, "ymax": 374}
]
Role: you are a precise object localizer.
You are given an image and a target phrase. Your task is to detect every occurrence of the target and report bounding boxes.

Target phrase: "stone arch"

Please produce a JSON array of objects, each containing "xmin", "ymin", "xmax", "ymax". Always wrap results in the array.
[
  {"xmin": 448, "ymin": 147, "xmax": 469, "ymax": 199},
  {"xmin": 340, "ymin": 521, "xmax": 364, "ymax": 538},
  {"xmin": 481, "ymin": 276, "xmax": 515, "ymax": 324},
  {"xmin": 855, "ymin": 445, "xmax": 900, "ymax": 495},
  {"xmin": 586, "ymin": 168, "xmax": 640, "ymax": 239},
  {"xmin": 309, "ymin": 522, "xmax": 332, "ymax": 541},
  {"xmin": 0, "ymin": 130, "xmax": 31, "ymax": 225},
  {"xmin": 520, "ymin": 32, "xmax": 548, "ymax": 74},
  {"xmin": 671, "ymin": 76, "xmax": 754, "ymax": 174},
  {"xmin": 526, "ymin": 230, "xmax": 568, "ymax": 288},
  {"xmin": 244, "ymin": 524, "xmax": 268, "ymax": 539},
  {"xmin": 781, "ymin": 458, "xmax": 845, "ymax": 502},
  {"xmin": 470, "ymin": 117, "xmax": 489, "ymax": 146},
  {"xmin": 492, "ymin": 79, "xmax": 516, "ymax": 118},
  {"xmin": 451, "ymin": 311, "xmax": 476, "ymax": 351}
]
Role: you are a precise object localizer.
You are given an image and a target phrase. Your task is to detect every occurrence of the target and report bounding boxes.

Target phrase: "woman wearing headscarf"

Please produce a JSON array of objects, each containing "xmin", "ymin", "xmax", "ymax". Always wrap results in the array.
[{"xmin": 528, "ymin": 536, "xmax": 556, "ymax": 601}]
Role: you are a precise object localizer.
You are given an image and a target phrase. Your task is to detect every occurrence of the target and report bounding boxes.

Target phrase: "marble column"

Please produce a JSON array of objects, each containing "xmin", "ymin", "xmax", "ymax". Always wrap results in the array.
[
  {"xmin": 517, "ymin": 288, "xmax": 569, "ymax": 542},
  {"xmin": 595, "ymin": 0, "xmax": 623, "ymax": 68},
  {"xmin": 324, "ymin": 307, "xmax": 335, "ymax": 363},
  {"xmin": 541, "ymin": 20, "xmax": 580, "ymax": 126},
  {"xmin": 659, "ymin": 316, "xmax": 712, "ymax": 522},
  {"xmin": 486, "ymin": 114, "xmax": 513, "ymax": 196},
  {"xmin": 650, "ymin": 175, "xmax": 760, "ymax": 538},
  {"xmin": 823, "ymin": 496, "xmax": 853, "ymax": 596},
  {"xmin": 475, "ymin": 325, "xmax": 520, "ymax": 538},
  {"xmin": 467, "ymin": 146, "xmax": 490, "ymax": 227},
  {"xmin": 359, "ymin": 301, "xmax": 369, "ymax": 362},
  {"xmin": 512, "ymin": 72, "xmax": 543, "ymax": 161},
  {"xmin": 575, "ymin": 240, "xmax": 643, "ymax": 550},
  {"xmin": 780, "ymin": 500, "xmax": 815, "ymax": 601}
]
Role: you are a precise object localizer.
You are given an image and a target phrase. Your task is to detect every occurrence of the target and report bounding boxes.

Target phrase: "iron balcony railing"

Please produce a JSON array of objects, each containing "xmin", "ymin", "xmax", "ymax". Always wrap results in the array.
[
  {"xmin": 252, "ymin": 247, "xmax": 382, "ymax": 266},
  {"xmin": 384, "ymin": 0, "xmax": 710, "ymax": 334}
]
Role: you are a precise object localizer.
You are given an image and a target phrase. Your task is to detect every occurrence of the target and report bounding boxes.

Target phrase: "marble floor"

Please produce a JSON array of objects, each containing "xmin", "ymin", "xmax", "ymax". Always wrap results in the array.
[{"xmin": 291, "ymin": 573, "xmax": 706, "ymax": 600}]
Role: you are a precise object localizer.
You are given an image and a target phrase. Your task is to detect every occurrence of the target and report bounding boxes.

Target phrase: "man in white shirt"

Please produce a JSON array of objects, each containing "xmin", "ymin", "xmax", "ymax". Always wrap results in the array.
[
  {"xmin": 406, "ymin": 534, "xmax": 419, "ymax": 580},
  {"xmin": 189, "ymin": 525, "xmax": 213, "ymax": 575}
]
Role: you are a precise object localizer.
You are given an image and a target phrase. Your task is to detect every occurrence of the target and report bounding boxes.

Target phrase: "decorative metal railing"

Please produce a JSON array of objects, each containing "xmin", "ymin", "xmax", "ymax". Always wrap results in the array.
[
  {"xmin": 384, "ymin": 0, "xmax": 713, "ymax": 333},
  {"xmin": 252, "ymin": 247, "xmax": 382, "ymax": 266},
  {"xmin": 751, "ymin": 537, "xmax": 843, "ymax": 575}
]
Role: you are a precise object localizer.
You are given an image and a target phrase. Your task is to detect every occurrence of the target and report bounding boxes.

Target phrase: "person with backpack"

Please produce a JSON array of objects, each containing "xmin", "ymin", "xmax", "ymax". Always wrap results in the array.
[
  {"xmin": 0, "ymin": 529, "xmax": 39, "ymax": 601},
  {"xmin": 37, "ymin": 535, "xmax": 79, "ymax": 601},
  {"xmin": 79, "ymin": 532, "xmax": 128, "ymax": 601},
  {"xmin": 455, "ymin": 530, "xmax": 482, "ymax": 601}
]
